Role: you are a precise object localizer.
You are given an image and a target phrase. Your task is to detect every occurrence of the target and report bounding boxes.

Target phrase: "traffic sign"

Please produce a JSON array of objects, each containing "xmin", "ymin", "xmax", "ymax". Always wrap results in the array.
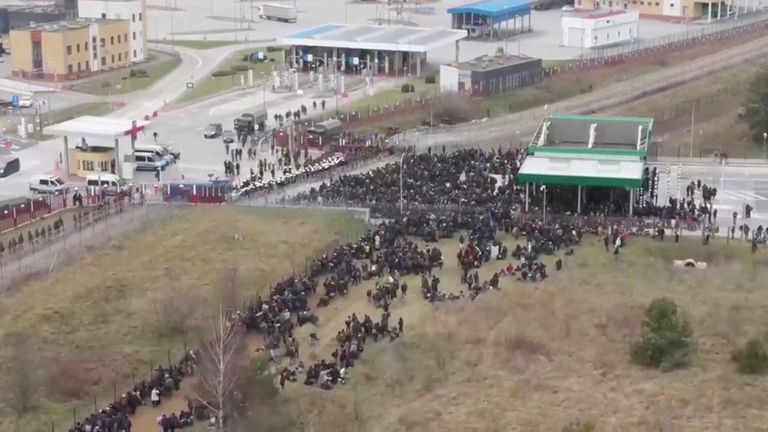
[{"xmin": 11, "ymin": 95, "xmax": 18, "ymax": 107}]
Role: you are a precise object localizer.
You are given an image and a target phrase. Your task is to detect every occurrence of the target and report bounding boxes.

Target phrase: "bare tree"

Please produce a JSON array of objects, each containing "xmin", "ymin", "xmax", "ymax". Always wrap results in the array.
[{"xmin": 193, "ymin": 304, "xmax": 244, "ymax": 431}]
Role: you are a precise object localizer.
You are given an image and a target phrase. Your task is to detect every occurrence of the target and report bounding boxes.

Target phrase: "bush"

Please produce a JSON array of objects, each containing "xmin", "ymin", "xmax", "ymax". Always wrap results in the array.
[
  {"xmin": 631, "ymin": 298, "xmax": 694, "ymax": 371},
  {"xmin": 129, "ymin": 68, "xmax": 149, "ymax": 78},
  {"xmin": 732, "ymin": 338, "xmax": 768, "ymax": 375},
  {"xmin": 231, "ymin": 64, "xmax": 251, "ymax": 72},
  {"xmin": 425, "ymin": 74, "xmax": 437, "ymax": 84},
  {"xmin": 562, "ymin": 420, "xmax": 597, "ymax": 432},
  {"xmin": 265, "ymin": 46, "xmax": 284, "ymax": 52},
  {"xmin": 211, "ymin": 70, "xmax": 235, "ymax": 77},
  {"xmin": 401, "ymin": 83, "xmax": 415, "ymax": 93}
]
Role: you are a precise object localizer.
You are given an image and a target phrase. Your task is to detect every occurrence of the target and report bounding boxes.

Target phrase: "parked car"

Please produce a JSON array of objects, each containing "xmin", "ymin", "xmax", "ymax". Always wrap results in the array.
[
  {"xmin": 204, "ymin": 123, "xmax": 223, "ymax": 138},
  {"xmin": 222, "ymin": 130, "xmax": 235, "ymax": 144},
  {"xmin": 561, "ymin": 4, "xmax": 575, "ymax": 11},
  {"xmin": 29, "ymin": 174, "xmax": 68, "ymax": 194}
]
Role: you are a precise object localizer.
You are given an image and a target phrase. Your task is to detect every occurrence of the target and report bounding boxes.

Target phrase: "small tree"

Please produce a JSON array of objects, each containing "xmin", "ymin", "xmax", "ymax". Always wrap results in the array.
[
  {"xmin": 194, "ymin": 304, "xmax": 245, "ymax": 431},
  {"xmin": 401, "ymin": 83, "xmax": 415, "ymax": 93},
  {"xmin": 425, "ymin": 74, "xmax": 437, "ymax": 84},
  {"xmin": 732, "ymin": 338, "xmax": 768, "ymax": 375},
  {"xmin": 631, "ymin": 298, "xmax": 694, "ymax": 371},
  {"xmin": 27, "ymin": 231, "xmax": 34, "ymax": 246},
  {"xmin": 17, "ymin": 233, "xmax": 24, "ymax": 250}
]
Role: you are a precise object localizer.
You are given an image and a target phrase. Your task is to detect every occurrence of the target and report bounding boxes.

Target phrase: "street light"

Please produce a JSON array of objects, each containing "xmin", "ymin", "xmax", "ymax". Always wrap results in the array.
[
  {"xmin": 541, "ymin": 185, "xmax": 547, "ymax": 224},
  {"xmin": 763, "ymin": 132, "xmax": 767, "ymax": 159}
]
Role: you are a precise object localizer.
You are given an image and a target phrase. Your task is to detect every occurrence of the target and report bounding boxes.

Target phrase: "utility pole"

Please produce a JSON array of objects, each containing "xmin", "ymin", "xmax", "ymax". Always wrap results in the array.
[{"xmin": 689, "ymin": 102, "xmax": 695, "ymax": 158}]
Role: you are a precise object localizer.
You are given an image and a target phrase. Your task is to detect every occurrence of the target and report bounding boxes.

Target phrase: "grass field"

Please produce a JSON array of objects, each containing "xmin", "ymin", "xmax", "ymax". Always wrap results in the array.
[
  {"xmin": 68, "ymin": 53, "xmax": 182, "ymax": 96},
  {"xmin": 178, "ymin": 49, "xmax": 281, "ymax": 104},
  {"xmin": 0, "ymin": 207, "xmax": 366, "ymax": 432},
  {"xmin": 282, "ymin": 234, "xmax": 768, "ymax": 432},
  {"xmin": 607, "ymin": 63, "xmax": 764, "ymax": 159}
]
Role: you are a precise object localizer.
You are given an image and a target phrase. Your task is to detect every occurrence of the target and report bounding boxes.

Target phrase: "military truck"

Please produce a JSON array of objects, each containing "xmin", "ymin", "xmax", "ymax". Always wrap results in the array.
[{"xmin": 234, "ymin": 107, "xmax": 268, "ymax": 136}]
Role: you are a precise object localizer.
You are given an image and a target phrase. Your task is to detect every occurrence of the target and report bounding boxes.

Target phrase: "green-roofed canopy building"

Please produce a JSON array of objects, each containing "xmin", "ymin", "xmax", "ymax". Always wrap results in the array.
[{"xmin": 518, "ymin": 114, "xmax": 653, "ymax": 217}]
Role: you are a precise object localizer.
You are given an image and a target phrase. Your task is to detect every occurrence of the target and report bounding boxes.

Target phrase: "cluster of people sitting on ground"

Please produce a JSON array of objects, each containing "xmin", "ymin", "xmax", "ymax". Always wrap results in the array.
[{"xmin": 68, "ymin": 353, "xmax": 197, "ymax": 432}]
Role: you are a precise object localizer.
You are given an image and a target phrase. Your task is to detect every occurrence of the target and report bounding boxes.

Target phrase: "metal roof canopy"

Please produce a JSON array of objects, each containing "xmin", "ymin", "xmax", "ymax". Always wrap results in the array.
[
  {"xmin": 517, "ymin": 150, "xmax": 645, "ymax": 188},
  {"xmin": 283, "ymin": 24, "xmax": 466, "ymax": 53},
  {"xmin": 45, "ymin": 116, "xmax": 150, "ymax": 140},
  {"xmin": 447, "ymin": 0, "xmax": 533, "ymax": 20},
  {"xmin": 532, "ymin": 114, "xmax": 653, "ymax": 151}
]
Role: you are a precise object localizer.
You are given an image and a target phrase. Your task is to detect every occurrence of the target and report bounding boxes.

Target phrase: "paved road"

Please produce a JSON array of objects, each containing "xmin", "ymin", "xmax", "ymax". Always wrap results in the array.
[{"xmin": 653, "ymin": 161, "xmax": 768, "ymax": 233}]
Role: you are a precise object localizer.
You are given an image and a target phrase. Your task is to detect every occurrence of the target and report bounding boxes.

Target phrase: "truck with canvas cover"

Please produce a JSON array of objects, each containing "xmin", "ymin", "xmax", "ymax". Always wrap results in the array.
[{"xmin": 234, "ymin": 107, "xmax": 268, "ymax": 136}]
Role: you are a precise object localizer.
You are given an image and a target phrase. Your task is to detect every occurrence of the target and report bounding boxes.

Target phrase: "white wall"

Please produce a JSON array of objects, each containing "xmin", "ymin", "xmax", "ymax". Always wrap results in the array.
[
  {"xmin": 561, "ymin": 11, "xmax": 639, "ymax": 48},
  {"xmin": 662, "ymin": 0, "xmax": 682, "ymax": 17},
  {"xmin": 439, "ymin": 64, "xmax": 459, "ymax": 93},
  {"xmin": 88, "ymin": 22, "xmax": 99, "ymax": 72},
  {"xmin": 78, "ymin": 0, "xmax": 145, "ymax": 62}
]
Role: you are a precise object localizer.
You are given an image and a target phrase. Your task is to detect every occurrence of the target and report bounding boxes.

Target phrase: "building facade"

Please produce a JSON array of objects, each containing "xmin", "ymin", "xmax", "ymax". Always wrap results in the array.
[
  {"xmin": 10, "ymin": 18, "xmax": 131, "ymax": 80},
  {"xmin": 440, "ymin": 53, "xmax": 542, "ymax": 97},
  {"xmin": 77, "ymin": 0, "xmax": 146, "ymax": 62},
  {"xmin": 575, "ymin": 0, "xmax": 763, "ymax": 18},
  {"xmin": 562, "ymin": 10, "xmax": 640, "ymax": 48}
]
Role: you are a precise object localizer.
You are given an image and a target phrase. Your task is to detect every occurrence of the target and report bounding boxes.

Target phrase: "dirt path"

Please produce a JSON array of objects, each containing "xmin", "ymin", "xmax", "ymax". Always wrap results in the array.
[
  {"xmin": 129, "ymin": 379, "xmax": 199, "ymax": 432},
  {"xmin": 398, "ymin": 34, "xmax": 768, "ymax": 150}
]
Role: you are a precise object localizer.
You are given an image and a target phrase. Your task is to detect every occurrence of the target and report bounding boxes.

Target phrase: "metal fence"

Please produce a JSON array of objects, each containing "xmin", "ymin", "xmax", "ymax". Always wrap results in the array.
[{"xmin": 552, "ymin": 11, "xmax": 768, "ymax": 68}]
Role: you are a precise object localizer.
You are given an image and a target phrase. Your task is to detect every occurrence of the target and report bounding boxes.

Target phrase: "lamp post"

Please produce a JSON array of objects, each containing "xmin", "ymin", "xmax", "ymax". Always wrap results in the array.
[
  {"xmin": 399, "ymin": 151, "xmax": 406, "ymax": 216},
  {"xmin": 763, "ymin": 132, "xmax": 767, "ymax": 159},
  {"xmin": 541, "ymin": 185, "xmax": 547, "ymax": 224}
]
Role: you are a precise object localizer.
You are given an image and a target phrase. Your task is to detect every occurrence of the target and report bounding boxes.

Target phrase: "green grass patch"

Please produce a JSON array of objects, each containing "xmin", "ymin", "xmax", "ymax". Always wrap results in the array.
[
  {"xmin": 69, "ymin": 55, "xmax": 182, "ymax": 96},
  {"xmin": 149, "ymin": 39, "xmax": 241, "ymax": 50},
  {"xmin": 345, "ymin": 78, "xmax": 437, "ymax": 111},
  {"xmin": 0, "ymin": 207, "xmax": 366, "ymax": 432},
  {"xmin": 178, "ymin": 49, "xmax": 281, "ymax": 104}
]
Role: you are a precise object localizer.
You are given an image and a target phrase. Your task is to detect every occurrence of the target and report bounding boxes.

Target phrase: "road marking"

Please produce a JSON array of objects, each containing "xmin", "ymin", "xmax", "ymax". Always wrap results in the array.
[{"xmin": 717, "ymin": 190, "xmax": 768, "ymax": 200}]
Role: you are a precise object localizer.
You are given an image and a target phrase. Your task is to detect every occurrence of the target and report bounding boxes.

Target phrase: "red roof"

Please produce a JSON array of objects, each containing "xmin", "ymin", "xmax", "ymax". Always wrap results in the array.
[{"xmin": 584, "ymin": 10, "xmax": 627, "ymax": 19}]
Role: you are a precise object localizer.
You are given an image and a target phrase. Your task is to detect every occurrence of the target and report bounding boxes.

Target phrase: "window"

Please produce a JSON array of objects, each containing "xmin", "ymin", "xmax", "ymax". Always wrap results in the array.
[
  {"xmin": 77, "ymin": 62, "xmax": 81, "ymax": 71},
  {"xmin": 101, "ymin": 56, "xmax": 106, "ymax": 66},
  {"xmin": 618, "ymin": 30, "xmax": 621, "ymax": 37},
  {"xmin": 655, "ymin": 2, "xmax": 660, "ymax": 5},
  {"xmin": 86, "ymin": 60, "xmax": 90, "ymax": 70},
  {"xmin": 83, "ymin": 160, "xmax": 94, "ymax": 171},
  {"xmin": 132, "ymin": 13, "xmax": 136, "ymax": 22},
  {"xmin": 133, "ymin": 49, "xmax": 137, "ymax": 58},
  {"xmin": 124, "ymin": 33, "xmax": 128, "ymax": 42},
  {"xmin": 67, "ymin": 64, "xmax": 73, "ymax": 73},
  {"xmin": 98, "ymin": 160, "xmax": 109, "ymax": 172},
  {"xmin": 117, "ymin": 34, "xmax": 121, "ymax": 43},
  {"xmin": 125, "ymin": 51, "xmax": 129, "ymax": 61},
  {"xmin": 577, "ymin": 0, "xmax": 581, "ymax": 4},
  {"xmin": 66, "ymin": 45, "xmax": 72, "ymax": 55},
  {"xmin": 100, "ymin": 38, "xmax": 105, "ymax": 48},
  {"xmin": 111, "ymin": 54, "xmax": 115, "ymax": 64},
  {"xmin": 118, "ymin": 53, "xmax": 122, "ymax": 61},
  {"xmin": 133, "ymin": 31, "xmax": 136, "ymax": 40},
  {"xmin": 139, "ymin": 12, "xmax": 142, "ymax": 21},
  {"xmin": 76, "ymin": 43, "xmax": 80, "ymax": 53},
  {"xmin": 101, "ymin": 12, "xmax": 106, "ymax": 19},
  {"xmin": 110, "ymin": 36, "xmax": 114, "ymax": 45},
  {"xmin": 608, "ymin": 1, "xmax": 612, "ymax": 6},
  {"xmin": 85, "ymin": 41, "xmax": 88, "ymax": 50},
  {"xmin": 639, "ymin": 1, "xmax": 644, "ymax": 4},
  {"xmin": 670, "ymin": 2, "xmax": 675, "ymax": 6}
]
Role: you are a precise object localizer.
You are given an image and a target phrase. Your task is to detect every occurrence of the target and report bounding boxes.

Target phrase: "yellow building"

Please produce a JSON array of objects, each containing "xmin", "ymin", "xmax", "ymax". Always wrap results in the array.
[
  {"xmin": 575, "ymin": 0, "xmax": 731, "ymax": 19},
  {"xmin": 67, "ymin": 146, "xmax": 116, "ymax": 177},
  {"xmin": 9, "ymin": 18, "xmax": 131, "ymax": 81}
]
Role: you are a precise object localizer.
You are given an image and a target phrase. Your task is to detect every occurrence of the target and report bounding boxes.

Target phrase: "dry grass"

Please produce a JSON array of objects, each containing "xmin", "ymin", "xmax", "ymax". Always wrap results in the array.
[
  {"xmin": 0, "ymin": 207, "xmax": 366, "ymax": 431},
  {"xmin": 605, "ymin": 62, "xmax": 765, "ymax": 159},
  {"xmin": 285, "ymin": 234, "xmax": 768, "ymax": 432}
]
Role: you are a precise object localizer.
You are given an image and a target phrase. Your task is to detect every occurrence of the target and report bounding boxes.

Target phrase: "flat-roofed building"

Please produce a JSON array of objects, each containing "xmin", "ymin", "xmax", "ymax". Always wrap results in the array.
[
  {"xmin": 77, "ymin": 0, "xmax": 146, "ymax": 62},
  {"xmin": 9, "ymin": 18, "xmax": 131, "ymax": 80},
  {"xmin": 440, "ymin": 51, "xmax": 542, "ymax": 96}
]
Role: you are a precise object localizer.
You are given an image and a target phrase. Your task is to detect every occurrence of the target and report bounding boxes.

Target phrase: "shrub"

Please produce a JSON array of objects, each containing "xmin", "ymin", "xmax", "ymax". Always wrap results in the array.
[
  {"xmin": 401, "ymin": 83, "xmax": 415, "ymax": 93},
  {"xmin": 129, "ymin": 68, "xmax": 149, "ymax": 78},
  {"xmin": 425, "ymin": 74, "xmax": 437, "ymax": 84},
  {"xmin": 231, "ymin": 64, "xmax": 251, "ymax": 72},
  {"xmin": 211, "ymin": 70, "xmax": 235, "ymax": 78},
  {"xmin": 732, "ymin": 338, "xmax": 768, "ymax": 375},
  {"xmin": 562, "ymin": 420, "xmax": 597, "ymax": 432},
  {"xmin": 0, "ymin": 241, "xmax": 4, "ymax": 255},
  {"xmin": 631, "ymin": 298, "xmax": 694, "ymax": 371}
]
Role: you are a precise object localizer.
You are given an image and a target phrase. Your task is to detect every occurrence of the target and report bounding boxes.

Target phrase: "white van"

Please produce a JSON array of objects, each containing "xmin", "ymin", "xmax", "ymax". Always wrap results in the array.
[
  {"xmin": 29, "ymin": 174, "xmax": 68, "ymax": 194},
  {"xmin": 135, "ymin": 144, "xmax": 178, "ymax": 163},
  {"xmin": 85, "ymin": 174, "xmax": 128, "ymax": 194},
  {"xmin": 134, "ymin": 151, "xmax": 167, "ymax": 171}
]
